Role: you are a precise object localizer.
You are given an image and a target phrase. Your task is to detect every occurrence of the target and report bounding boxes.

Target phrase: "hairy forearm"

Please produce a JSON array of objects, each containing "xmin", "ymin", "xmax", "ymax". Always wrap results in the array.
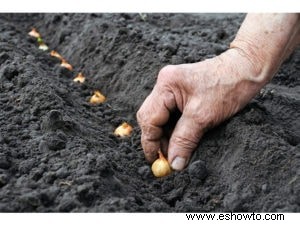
[{"xmin": 230, "ymin": 13, "xmax": 300, "ymax": 85}]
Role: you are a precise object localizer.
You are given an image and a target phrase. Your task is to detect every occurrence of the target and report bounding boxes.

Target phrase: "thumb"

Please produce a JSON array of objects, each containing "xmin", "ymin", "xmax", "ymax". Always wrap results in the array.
[{"xmin": 168, "ymin": 114, "xmax": 204, "ymax": 171}]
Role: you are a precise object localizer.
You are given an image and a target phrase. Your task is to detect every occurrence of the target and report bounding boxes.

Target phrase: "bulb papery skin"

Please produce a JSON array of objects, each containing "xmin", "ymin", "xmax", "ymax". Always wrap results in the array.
[
  {"xmin": 151, "ymin": 151, "xmax": 172, "ymax": 177},
  {"xmin": 89, "ymin": 91, "xmax": 106, "ymax": 104},
  {"xmin": 114, "ymin": 122, "xmax": 133, "ymax": 137}
]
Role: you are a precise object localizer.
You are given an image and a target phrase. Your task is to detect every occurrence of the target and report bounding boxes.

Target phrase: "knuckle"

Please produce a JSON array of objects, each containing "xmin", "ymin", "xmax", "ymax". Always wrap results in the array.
[
  {"xmin": 136, "ymin": 104, "xmax": 149, "ymax": 125},
  {"xmin": 157, "ymin": 65, "xmax": 178, "ymax": 83},
  {"xmin": 136, "ymin": 108, "xmax": 151, "ymax": 126},
  {"xmin": 172, "ymin": 135, "xmax": 198, "ymax": 152},
  {"xmin": 197, "ymin": 109, "xmax": 218, "ymax": 130},
  {"xmin": 136, "ymin": 109, "xmax": 143, "ymax": 124},
  {"xmin": 141, "ymin": 126, "xmax": 162, "ymax": 141}
]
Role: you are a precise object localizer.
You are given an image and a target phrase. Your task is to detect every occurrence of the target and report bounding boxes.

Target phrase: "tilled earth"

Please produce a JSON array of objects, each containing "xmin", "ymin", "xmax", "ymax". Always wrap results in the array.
[{"xmin": 0, "ymin": 13, "xmax": 299, "ymax": 212}]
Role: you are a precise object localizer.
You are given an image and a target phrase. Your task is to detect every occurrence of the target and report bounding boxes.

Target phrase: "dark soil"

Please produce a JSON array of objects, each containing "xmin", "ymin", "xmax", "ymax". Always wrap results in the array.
[{"xmin": 0, "ymin": 13, "xmax": 299, "ymax": 212}]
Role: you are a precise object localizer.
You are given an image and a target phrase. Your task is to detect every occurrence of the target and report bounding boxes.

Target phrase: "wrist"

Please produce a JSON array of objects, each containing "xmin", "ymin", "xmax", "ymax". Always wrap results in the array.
[
  {"xmin": 229, "ymin": 40, "xmax": 272, "ymax": 87},
  {"xmin": 229, "ymin": 13, "xmax": 300, "ymax": 86},
  {"xmin": 224, "ymin": 48, "xmax": 269, "ymax": 88},
  {"xmin": 213, "ymin": 49, "xmax": 269, "ymax": 113}
]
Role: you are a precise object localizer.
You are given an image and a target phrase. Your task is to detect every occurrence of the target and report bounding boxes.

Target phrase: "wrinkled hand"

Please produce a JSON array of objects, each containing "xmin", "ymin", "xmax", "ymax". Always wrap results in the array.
[
  {"xmin": 137, "ymin": 49, "xmax": 265, "ymax": 171},
  {"xmin": 137, "ymin": 13, "xmax": 299, "ymax": 171}
]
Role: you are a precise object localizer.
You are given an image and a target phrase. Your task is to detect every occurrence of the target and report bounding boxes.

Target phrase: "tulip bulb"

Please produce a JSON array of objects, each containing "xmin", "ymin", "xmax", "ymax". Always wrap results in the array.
[
  {"xmin": 114, "ymin": 122, "xmax": 133, "ymax": 137},
  {"xmin": 39, "ymin": 43, "xmax": 49, "ymax": 51},
  {"xmin": 50, "ymin": 50, "xmax": 64, "ymax": 60},
  {"xmin": 89, "ymin": 90, "xmax": 106, "ymax": 104},
  {"xmin": 151, "ymin": 150, "xmax": 172, "ymax": 178},
  {"xmin": 28, "ymin": 28, "xmax": 41, "ymax": 38},
  {"xmin": 73, "ymin": 72, "xmax": 85, "ymax": 83},
  {"xmin": 60, "ymin": 59, "xmax": 73, "ymax": 71}
]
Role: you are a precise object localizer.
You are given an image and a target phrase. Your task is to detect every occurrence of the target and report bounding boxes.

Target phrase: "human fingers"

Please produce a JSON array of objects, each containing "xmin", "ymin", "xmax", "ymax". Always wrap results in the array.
[
  {"xmin": 168, "ymin": 112, "xmax": 204, "ymax": 171},
  {"xmin": 137, "ymin": 86, "xmax": 176, "ymax": 162}
]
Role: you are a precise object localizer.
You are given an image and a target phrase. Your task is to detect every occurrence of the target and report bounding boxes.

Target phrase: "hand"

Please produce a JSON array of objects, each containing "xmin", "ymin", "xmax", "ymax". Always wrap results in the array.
[
  {"xmin": 137, "ymin": 49, "xmax": 265, "ymax": 171},
  {"xmin": 137, "ymin": 13, "xmax": 299, "ymax": 171}
]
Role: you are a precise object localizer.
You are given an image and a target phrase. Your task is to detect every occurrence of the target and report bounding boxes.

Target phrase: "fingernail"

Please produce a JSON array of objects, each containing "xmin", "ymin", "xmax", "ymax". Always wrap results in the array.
[{"xmin": 171, "ymin": 157, "xmax": 186, "ymax": 171}]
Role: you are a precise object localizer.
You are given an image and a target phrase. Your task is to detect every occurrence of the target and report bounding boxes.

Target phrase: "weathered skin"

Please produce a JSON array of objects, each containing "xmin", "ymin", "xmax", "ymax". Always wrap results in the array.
[{"xmin": 137, "ymin": 13, "xmax": 300, "ymax": 171}]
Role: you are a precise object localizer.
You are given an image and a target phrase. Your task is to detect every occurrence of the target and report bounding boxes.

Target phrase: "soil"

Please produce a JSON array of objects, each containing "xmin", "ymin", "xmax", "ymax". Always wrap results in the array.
[{"xmin": 0, "ymin": 13, "xmax": 299, "ymax": 212}]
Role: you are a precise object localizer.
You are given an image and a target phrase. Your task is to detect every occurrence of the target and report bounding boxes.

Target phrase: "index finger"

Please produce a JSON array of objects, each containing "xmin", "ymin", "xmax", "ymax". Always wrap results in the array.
[{"xmin": 137, "ymin": 85, "xmax": 176, "ymax": 162}]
